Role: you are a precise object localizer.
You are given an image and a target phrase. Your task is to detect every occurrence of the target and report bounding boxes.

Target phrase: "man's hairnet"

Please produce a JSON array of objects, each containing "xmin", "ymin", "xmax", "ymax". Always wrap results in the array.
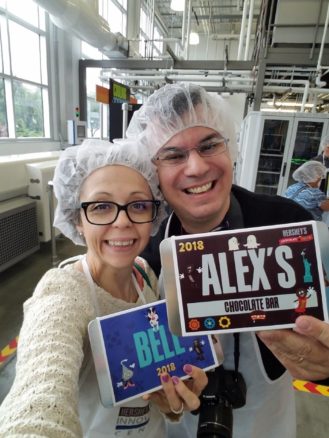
[
  {"xmin": 321, "ymin": 135, "xmax": 329, "ymax": 150},
  {"xmin": 126, "ymin": 82, "xmax": 238, "ymax": 162},
  {"xmin": 52, "ymin": 139, "xmax": 167, "ymax": 246},
  {"xmin": 292, "ymin": 160, "xmax": 327, "ymax": 183}
]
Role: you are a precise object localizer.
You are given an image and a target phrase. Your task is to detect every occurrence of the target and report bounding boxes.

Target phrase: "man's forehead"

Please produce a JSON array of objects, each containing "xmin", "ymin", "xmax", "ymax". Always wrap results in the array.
[{"xmin": 162, "ymin": 126, "xmax": 220, "ymax": 148}]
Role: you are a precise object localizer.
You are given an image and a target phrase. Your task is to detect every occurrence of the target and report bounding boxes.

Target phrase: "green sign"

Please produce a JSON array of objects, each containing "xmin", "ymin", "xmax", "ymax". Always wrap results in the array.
[{"xmin": 110, "ymin": 79, "xmax": 130, "ymax": 103}]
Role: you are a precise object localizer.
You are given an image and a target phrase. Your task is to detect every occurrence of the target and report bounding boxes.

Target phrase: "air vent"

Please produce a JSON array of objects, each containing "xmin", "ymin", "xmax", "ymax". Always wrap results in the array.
[{"xmin": 0, "ymin": 197, "xmax": 40, "ymax": 273}]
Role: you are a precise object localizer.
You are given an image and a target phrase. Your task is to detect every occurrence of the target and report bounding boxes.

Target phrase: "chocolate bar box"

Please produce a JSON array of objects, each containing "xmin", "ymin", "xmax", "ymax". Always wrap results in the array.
[{"xmin": 160, "ymin": 221, "xmax": 329, "ymax": 336}]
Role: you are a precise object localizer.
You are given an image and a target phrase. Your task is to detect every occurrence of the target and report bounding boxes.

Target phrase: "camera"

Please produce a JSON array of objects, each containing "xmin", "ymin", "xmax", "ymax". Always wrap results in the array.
[{"xmin": 196, "ymin": 365, "xmax": 246, "ymax": 438}]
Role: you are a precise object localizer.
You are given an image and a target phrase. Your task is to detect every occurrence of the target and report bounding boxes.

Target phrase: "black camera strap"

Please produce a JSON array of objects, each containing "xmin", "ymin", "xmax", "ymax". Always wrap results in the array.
[{"xmin": 233, "ymin": 333, "xmax": 240, "ymax": 374}]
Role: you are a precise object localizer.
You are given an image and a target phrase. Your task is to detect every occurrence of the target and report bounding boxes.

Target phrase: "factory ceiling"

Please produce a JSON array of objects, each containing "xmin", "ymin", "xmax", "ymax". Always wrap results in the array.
[
  {"xmin": 77, "ymin": 0, "xmax": 329, "ymax": 115},
  {"xmin": 154, "ymin": 0, "xmax": 262, "ymax": 40}
]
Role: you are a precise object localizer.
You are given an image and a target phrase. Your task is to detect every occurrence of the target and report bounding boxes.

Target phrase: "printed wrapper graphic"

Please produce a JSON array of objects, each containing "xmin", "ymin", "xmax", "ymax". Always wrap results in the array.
[
  {"xmin": 88, "ymin": 299, "xmax": 218, "ymax": 406},
  {"xmin": 160, "ymin": 220, "xmax": 329, "ymax": 336}
]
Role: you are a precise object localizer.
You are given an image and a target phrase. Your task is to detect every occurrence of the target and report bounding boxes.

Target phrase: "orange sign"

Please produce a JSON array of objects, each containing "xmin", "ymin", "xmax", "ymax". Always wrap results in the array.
[{"xmin": 96, "ymin": 85, "xmax": 110, "ymax": 104}]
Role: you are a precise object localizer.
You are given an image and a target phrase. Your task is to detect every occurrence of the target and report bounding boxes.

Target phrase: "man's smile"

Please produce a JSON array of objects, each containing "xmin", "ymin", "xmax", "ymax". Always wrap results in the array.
[{"xmin": 184, "ymin": 181, "xmax": 214, "ymax": 194}]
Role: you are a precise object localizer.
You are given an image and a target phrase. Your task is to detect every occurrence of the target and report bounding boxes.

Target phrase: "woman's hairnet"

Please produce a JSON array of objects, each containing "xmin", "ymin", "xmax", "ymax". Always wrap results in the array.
[
  {"xmin": 292, "ymin": 160, "xmax": 327, "ymax": 183},
  {"xmin": 321, "ymin": 135, "xmax": 329, "ymax": 150},
  {"xmin": 126, "ymin": 82, "xmax": 238, "ymax": 162},
  {"xmin": 52, "ymin": 139, "xmax": 167, "ymax": 246}
]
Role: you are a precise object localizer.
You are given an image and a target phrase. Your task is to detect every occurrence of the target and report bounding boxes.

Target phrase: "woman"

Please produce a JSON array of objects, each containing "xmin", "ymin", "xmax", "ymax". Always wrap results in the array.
[
  {"xmin": 0, "ymin": 139, "xmax": 207, "ymax": 437},
  {"xmin": 284, "ymin": 160, "xmax": 329, "ymax": 221}
]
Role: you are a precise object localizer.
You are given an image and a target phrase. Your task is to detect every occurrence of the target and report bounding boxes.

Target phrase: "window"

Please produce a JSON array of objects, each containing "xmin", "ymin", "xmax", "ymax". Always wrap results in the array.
[
  {"xmin": 0, "ymin": 1, "xmax": 49, "ymax": 139},
  {"xmin": 99, "ymin": 0, "xmax": 127, "ymax": 36},
  {"xmin": 0, "ymin": 78, "xmax": 8, "ymax": 137},
  {"xmin": 82, "ymin": 42, "xmax": 109, "ymax": 139},
  {"xmin": 139, "ymin": 7, "xmax": 164, "ymax": 58}
]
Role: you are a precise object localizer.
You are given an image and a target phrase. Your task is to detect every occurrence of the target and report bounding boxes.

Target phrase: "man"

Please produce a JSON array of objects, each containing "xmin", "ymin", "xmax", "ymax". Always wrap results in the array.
[{"xmin": 126, "ymin": 83, "xmax": 329, "ymax": 438}]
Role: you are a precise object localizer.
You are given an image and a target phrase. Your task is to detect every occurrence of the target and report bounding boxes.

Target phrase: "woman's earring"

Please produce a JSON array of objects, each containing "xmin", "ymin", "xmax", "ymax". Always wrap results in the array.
[{"xmin": 79, "ymin": 232, "xmax": 83, "ymax": 236}]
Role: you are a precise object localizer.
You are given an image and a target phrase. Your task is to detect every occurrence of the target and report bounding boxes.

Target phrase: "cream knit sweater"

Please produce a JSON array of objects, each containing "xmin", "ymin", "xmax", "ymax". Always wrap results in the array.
[{"xmin": 0, "ymin": 257, "xmax": 161, "ymax": 437}]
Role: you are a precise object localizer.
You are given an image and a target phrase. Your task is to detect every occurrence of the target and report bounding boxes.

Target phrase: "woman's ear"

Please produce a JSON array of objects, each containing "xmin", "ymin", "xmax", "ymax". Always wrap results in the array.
[{"xmin": 76, "ymin": 224, "xmax": 83, "ymax": 236}]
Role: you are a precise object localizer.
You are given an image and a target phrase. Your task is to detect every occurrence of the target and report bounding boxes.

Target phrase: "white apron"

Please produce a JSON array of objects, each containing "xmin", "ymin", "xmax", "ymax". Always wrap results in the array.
[
  {"xmin": 164, "ymin": 331, "xmax": 295, "ymax": 438},
  {"xmin": 72, "ymin": 255, "xmax": 166, "ymax": 437}
]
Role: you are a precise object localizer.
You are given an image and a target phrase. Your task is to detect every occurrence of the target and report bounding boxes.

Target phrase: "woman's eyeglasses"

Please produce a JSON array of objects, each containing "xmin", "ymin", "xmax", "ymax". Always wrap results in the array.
[{"xmin": 80, "ymin": 200, "xmax": 160, "ymax": 225}]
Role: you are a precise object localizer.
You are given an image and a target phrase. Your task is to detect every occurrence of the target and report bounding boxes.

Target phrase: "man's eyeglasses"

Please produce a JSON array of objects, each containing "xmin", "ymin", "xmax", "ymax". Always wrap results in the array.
[
  {"xmin": 152, "ymin": 137, "xmax": 228, "ymax": 167},
  {"xmin": 80, "ymin": 200, "xmax": 160, "ymax": 225}
]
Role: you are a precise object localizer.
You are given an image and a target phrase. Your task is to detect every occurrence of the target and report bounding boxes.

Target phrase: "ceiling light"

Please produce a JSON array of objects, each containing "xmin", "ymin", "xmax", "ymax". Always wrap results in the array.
[
  {"xmin": 170, "ymin": 0, "xmax": 185, "ymax": 12},
  {"xmin": 189, "ymin": 32, "xmax": 200, "ymax": 45}
]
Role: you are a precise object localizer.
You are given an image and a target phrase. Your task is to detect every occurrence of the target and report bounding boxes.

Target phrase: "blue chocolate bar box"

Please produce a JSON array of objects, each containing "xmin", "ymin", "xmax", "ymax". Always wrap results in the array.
[{"xmin": 88, "ymin": 299, "xmax": 218, "ymax": 406}]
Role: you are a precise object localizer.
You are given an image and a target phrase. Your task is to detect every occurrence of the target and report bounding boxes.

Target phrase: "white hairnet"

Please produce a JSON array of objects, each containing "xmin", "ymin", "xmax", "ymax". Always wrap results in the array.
[
  {"xmin": 53, "ymin": 139, "xmax": 167, "ymax": 246},
  {"xmin": 321, "ymin": 135, "xmax": 329, "ymax": 150},
  {"xmin": 126, "ymin": 82, "xmax": 238, "ymax": 161},
  {"xmin": 292, "ymin": 160, "xmax": 327, "ymax": 183}
]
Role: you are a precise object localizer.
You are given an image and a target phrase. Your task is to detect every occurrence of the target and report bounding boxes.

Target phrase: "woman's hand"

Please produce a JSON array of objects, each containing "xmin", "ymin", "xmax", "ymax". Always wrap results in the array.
[{"xmin": 142, "ymin": 364, "xmax": 208, "ymax": 416}]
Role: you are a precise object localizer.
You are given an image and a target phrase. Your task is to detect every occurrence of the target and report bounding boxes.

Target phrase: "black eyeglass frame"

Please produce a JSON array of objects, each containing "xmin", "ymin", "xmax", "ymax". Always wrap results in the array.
[{"xmin": 80, "ymin": 200, "xmax": 161, "ymax": 225}]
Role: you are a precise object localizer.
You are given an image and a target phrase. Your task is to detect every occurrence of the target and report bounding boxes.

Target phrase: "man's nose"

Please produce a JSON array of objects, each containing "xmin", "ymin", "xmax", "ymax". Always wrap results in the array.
[{"xmin": 184, "ymin": 149, "xmax": 209, "ymax": 175}]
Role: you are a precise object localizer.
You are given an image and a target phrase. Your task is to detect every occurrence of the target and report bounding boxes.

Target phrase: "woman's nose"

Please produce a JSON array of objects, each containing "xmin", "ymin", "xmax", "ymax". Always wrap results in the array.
[{"xmin": 112, "ymin": 209, "xmax": 132, "ymax": 227}]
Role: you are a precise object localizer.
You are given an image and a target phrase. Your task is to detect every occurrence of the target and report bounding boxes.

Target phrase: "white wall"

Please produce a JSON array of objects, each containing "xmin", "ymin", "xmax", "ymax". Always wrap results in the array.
[
  {"xmin": 188, "ymin": 36, "xmax": 242, "ymax": 61},
  {"xmin": 272, "ymin": 0, "xmax": 329, "ymax": 44},
  {"xmin": 0, "ymin": 151, "xmax": 61, "ymax": 201},
  {"xmin": 0, "ymin": 141, "xmax": 61, "ymax": 156}
]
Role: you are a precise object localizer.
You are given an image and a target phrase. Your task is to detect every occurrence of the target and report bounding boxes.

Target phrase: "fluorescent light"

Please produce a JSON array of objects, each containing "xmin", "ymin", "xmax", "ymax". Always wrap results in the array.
[
  {"xmin": 189, "ymin": 32, "xmax": 200, "ymax": 45},
  {"xmin": 170, "ymin": 0, "xmax": 185, "ymax": 12}
]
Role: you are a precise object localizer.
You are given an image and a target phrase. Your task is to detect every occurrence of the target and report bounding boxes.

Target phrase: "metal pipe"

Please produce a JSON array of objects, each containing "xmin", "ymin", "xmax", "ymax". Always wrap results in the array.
[
  {"xmin": 105, "ymin": 68, "xmax": 253, "ymax": 76},
  {"xmin": 317, "ymin": 0, "xmax": 329, "ymax": 72},
  {"xmin": 34, "ymin": 0, "xmax": 128, "ymax": 56},
  {"xmin": 264, "ymin": 79, "xmax": 310, "ymax": 86},
  {"xmin": 237, "ymin": 0, "xmax": 249, "ymax": 60},
  {"xmin": 149, "ymin": 0, "xmax": 156, "ymax": 59},
  {"xmin": 47, "ymin": 181, "xmax": 58, "ymax": 267},
  {"xmin": 122, "ymin": 103, "xmax": 129, "ymax": 138},
  {"xmin": 300, "ymin": 80, "xmax": 310, "ymax": 112},
  {"xmin": 181, "ymin": 0, "xmax": 187, "ymax": 49},
  {"xmin": 310, "ymin": 0, "xmax": 323, "ymax": 59},
  {"xmin": 108, "ymin": 73, "xmax": 255, "ymax": 82},
  {"xmin": 185, "ymin": 0, "xmax": 192, "ymax": 59},
  {"xmin": 264, "ymin": 0, "xmax": 277, "ymax": 58},
  {"xmin": 263, "ymin": 85, "xmax": 329, "ymax": 96},
  {"xmin": 244, "ymin": 0, "xmax": 254, "ymax": 60}
]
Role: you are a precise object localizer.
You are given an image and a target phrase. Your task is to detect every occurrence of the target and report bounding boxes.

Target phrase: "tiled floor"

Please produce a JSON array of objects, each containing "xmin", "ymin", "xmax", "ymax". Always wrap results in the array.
[{"xmin": 0, "ymin": 236, "xmax": 328, "ymax": 436}]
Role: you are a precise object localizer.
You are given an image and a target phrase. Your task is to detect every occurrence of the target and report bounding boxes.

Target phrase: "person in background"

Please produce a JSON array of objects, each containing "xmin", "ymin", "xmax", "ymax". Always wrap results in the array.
[
  {"xmin": 311, "ymin": 135, "xmax": 329, "ymax": 193},
  {"xmin": 284, "ymin": 160, "xmax": 329, "ymax": 221},
  {"xmin": 125, "ymin": 82, "xmax": 329, "ymax": 438},
  {"xmin": 0, "ymin": 139, "xmax": 207, "ymax": 438},
  {"xmin": 312, "ymin": 135, "xmax": 329, "ymax": 168}
]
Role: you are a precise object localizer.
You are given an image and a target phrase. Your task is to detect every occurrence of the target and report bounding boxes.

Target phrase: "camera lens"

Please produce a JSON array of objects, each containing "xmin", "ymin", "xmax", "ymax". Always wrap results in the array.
[{"xmin": 197, "ymin": 395, "xmax": 233, "ymax": 438}]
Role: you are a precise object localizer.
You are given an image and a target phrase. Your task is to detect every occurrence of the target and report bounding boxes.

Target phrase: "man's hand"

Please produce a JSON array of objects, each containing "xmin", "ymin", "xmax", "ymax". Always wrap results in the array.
[{"xmin": 257, "ymin": 315, "xmax": 329, "ymax": 381}]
